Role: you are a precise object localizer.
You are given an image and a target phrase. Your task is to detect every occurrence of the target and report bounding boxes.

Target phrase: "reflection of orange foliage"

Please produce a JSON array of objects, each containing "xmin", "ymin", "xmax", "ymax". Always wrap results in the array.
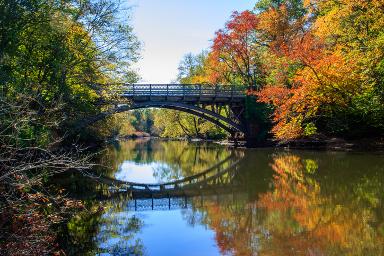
[
  {"xmin": 199, "ymin": 200, "xmax": 256, "ymax": 256},
  {"xmin": 258, "ymin": 155, "xmax": 320, "ymax": 214},
  {"xmin": 257, "ymin": 154, "xmax": 383, "ymax": 255},
  {"xmin": 195, "ymin": 154, "xmax": 383, "ymax": 255}
]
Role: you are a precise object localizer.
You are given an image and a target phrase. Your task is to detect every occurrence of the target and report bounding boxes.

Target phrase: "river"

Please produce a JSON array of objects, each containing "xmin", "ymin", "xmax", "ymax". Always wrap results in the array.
[{"xmin": 63, "ymin": 138, "xmax": 384, "ymax": 255}]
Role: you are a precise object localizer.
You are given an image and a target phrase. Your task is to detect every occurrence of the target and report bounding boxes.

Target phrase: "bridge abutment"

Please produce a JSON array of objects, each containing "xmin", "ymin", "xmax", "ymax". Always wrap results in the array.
[{"xmin": 236, "ymin": 97, "xmax": 273, "ymax": 147}]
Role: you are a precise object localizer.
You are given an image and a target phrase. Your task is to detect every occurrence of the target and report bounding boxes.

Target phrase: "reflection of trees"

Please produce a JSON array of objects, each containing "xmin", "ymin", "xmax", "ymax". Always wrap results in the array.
[
  {"xmin": 188, "ymin": 152, "xmax": 384, "ymax": 255},
  {"xmin": 62, "ymin": 140, "xmax": 237, "ymax": 254},
  {"xmin": 257, "ymin": 153, "xmax": 384, "ymax": 255},
  {"xmin": 67, "ymin": 144, "xmax": 384, "ymax": 255},
  {"xmin": 99, "ymin": 139, "xmax": 233, "ymax": 180},
  {"xmin": 66, "ymin": 196, "xmax": 145, "ymax": 255}
]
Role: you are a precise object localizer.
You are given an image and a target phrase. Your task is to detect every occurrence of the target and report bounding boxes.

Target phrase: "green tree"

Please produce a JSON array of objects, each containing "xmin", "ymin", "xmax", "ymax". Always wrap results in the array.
[{"xmin": 0, "ymin": 0, "xmax": 140, "ymax": 253}]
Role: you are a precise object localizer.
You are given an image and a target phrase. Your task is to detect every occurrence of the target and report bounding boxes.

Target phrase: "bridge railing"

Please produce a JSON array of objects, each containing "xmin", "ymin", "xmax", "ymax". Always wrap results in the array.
[{"xmin": 120, "ymin": 84, "xmax": 248, "ymax": 98}]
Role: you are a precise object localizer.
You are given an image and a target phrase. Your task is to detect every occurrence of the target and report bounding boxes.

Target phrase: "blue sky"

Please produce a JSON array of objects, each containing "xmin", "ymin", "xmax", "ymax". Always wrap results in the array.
[{"xmin": 128, "ymin": 0, "xmax": 255, "ymax": 83}]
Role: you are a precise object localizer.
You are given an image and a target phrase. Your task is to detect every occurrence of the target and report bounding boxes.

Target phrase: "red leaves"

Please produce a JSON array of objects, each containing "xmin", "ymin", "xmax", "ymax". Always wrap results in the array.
[
  {"xmin": 213, "ymin": 11, "xmax": 259, "ymax": 54},
  {"xmin": 282, "ymin": 33, "xmax": 325, "ymax": 67},
  {"xmin": 257, "ymin": 86, "xmax": 292, "ymax": 106},
  {"xmin": 227, "ymin": 11, "xmax": 260, "ymax": 34},
  {"xmin": 210, "ymin": 11, "xmax": 264, "ymax": 85},
  {"xmin": 2, "ymin": 206, "xmax": 54, "ymax": 255}
]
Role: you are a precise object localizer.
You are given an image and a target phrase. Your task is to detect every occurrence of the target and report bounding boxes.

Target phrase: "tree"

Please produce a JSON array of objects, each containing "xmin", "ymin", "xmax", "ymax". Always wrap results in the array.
[
  {"xmin": 0, "ymin": 0, "xmax": 140, "ymax": 140},
  {"xmin": 153, "ymin": 109, "xmax": 226, "ymax": 139},
  {"xmin": 177, "ymin": 51, "xmax": 209, "ymax": 84},
  {"xmin": 210, "ymin": 10, "xmax": 267, "ymax": 87},
  {"xmin": 256, "ymin": 0, "xmax": 384, "ymax": 139},
  {"xmin": 0, "ymin": 0, "xmax": 140, "ymax": 253}
]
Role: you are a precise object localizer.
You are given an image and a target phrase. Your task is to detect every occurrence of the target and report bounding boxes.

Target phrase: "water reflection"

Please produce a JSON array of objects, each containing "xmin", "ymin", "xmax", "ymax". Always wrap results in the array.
[
  {"xmin": 115, "ymin": 161, "xmax": 173, "ymax": 183},
  {"xmin": 192, "ymin": 153, "xmax": 384, "ymax": 255},
  {"xmin": 66, "ymin": 140, "xmax": 384, "ymax": 255},
  {"xmin": 99, "ymin": 139, "xmax": 233, "ymax": 181}
]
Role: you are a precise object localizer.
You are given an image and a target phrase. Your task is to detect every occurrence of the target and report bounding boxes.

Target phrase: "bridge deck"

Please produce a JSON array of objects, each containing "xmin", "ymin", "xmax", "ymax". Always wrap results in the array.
[{"xmin": 121, "ymin": 84, "xmax": 247, "ymax": 104}]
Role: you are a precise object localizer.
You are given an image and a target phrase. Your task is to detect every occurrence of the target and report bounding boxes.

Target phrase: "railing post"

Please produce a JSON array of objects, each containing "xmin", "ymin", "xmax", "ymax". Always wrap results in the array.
[
  {"xmin": 215, "ymin": 84, "xmax": 218, "ymax": 98},
  {"xmin": 149, "ymin": 84, "xmax": 152, "ymax": 97},
  {"xmin": 166, "ymin": 84, "xmax": 169, "ymax": 97},
  {"xmin": 183, "ymin": 84, "xmax": 185, "ymax": 99},
  {"xmin": 199, "ymin": 84, "xmax": 202, "ymax": 99},
  {"xmin": 132, "ymin": 84, "xmax": 135, "ymax": 96}
]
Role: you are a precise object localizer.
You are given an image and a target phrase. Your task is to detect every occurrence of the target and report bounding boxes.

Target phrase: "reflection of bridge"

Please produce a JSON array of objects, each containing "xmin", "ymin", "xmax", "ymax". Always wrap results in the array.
[
  {"xmin": 125, "ymin": 192, "xmax": 246, "ymax": 211},
  {"xmin": 97, "ymin": 154, "xmax": 243, "ymax": 202},
  {"xmin": 81, "ymin": 84, "xmax": 262, "ymax": 141}
]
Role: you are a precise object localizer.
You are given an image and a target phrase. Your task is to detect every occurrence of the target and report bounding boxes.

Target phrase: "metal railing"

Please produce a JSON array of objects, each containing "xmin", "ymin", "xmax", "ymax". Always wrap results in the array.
[{"xmin": 120, "ymin": 84, "xmax": 247, "ymax": 98}]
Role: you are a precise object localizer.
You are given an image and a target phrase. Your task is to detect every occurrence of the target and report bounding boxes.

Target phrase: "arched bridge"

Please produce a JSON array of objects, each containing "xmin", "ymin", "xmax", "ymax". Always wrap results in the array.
[
  {"xmin": 120, "ymin": 84, "xmax": 248, "ymax": 134},
  {"xmin": 80, "ymin": 84, "xmax": 258, "ymax": 138}
]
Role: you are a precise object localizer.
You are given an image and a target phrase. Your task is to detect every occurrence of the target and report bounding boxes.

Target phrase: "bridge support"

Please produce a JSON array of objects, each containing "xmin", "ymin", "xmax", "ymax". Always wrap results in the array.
[
  {"xmin": 241, "ymin": 99, "xmax": 273, "ymax": 147},
  {"xmin": 244, "ymin": 122, "xmax": 265, "ymax": 147}
]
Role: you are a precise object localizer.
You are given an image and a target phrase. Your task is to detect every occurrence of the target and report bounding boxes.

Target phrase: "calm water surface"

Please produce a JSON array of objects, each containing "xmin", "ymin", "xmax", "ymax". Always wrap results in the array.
[{"xmin": 67, "ymin": 139, "xmax": 384, "ymax": 255}]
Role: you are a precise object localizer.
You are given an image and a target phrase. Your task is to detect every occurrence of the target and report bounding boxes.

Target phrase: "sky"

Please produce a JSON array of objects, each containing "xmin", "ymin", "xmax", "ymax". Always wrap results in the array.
[{"xmin": 128, "ymin": 0, "xmax": 255, "ymax": 83}]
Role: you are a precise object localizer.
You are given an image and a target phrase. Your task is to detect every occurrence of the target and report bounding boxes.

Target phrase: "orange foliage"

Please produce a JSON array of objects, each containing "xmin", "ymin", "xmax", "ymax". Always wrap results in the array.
[
  {"xmin": 181, "ymin": 0, "xmax": 384, "ymax": 139},
  {"xmin": 257, "ymin": 3, "xmax": 306, "ymax": 53},
  {"xmin": 210, "ymin": 11, "xmax": 265, "ymax": 85}
]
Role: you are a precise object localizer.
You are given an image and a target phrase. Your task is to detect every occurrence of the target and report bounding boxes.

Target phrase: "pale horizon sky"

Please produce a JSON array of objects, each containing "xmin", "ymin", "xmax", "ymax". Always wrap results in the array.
[{"xmin": 128, "ymin": 0, "xmax": 255, "ymax": 83}]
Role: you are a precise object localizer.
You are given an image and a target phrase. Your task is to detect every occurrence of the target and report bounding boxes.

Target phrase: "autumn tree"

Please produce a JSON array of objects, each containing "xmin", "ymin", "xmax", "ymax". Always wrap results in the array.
[
  {"xmin": 210, "ymin": 11, "xmax": 267, "ymax": 87},
  {"xmin": 255, "ymin": 0, "xmax": 309, "ymax": 50},
  {"xmin": 256, "ymin": 0, "xmax": 384, "ymax": 139}
]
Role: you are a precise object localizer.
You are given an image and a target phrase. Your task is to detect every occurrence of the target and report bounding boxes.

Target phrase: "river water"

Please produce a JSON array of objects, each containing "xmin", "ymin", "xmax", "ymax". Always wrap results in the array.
[{"xmin": 65, "ymin": 139, "xmax": 384, "ymax": 255}]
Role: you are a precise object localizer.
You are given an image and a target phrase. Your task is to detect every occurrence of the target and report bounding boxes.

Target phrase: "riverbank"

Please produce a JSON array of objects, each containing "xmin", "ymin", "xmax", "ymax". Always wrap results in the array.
[
  {"xmin": 116, "ymin": 134, "xmax": 384, "ymax": 152},
  {"xmin": 276, "ymin": 136, "xmax": 384, "ymax": 151}
]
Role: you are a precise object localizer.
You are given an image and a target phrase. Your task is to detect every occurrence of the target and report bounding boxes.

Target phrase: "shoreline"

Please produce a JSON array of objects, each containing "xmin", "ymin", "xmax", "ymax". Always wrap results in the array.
[
  {"xmin": 115, "ymin": 134, "xmax": 384, "ymax": 152},
  {"xmin": 276, "ymin": 137, "xmax": 384, "ymax": 152}
]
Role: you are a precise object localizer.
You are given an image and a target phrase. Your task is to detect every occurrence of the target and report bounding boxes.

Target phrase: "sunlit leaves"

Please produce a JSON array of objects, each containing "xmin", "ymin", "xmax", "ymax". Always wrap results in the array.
[
  {"xmin": 210, "ymin": 10, "xmax": 267, "ymax": 86},
  {"xmin": 182, "ymin": 0, "xmax": 384, "ymax": 140},
  {"xmin": 254, "ymin": 0, "xmax": 384, "ymax": 139}
]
